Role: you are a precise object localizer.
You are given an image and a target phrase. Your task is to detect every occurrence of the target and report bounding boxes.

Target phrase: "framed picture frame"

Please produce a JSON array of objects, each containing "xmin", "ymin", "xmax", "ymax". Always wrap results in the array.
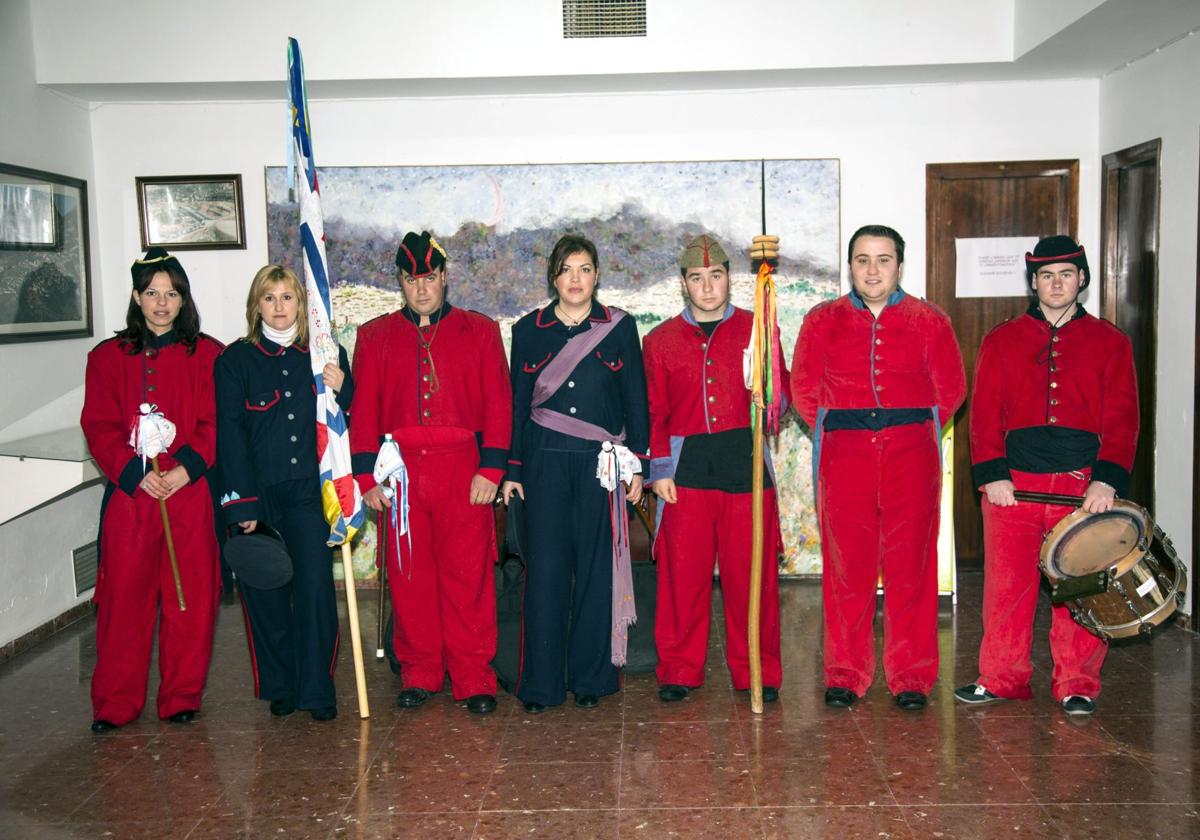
[
  {"xmin": 0, "ymin": 162, "xmax": 92, "ymax": 343},
  {"xmin": 136, "ymin": 174, "xmax": 246, "ymax": 250}
]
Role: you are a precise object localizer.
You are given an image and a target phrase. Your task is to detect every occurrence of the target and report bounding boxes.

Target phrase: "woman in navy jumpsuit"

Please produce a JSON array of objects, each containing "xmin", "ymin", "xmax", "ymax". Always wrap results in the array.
[
  {"xmin": 502, "ymin": 235, "xmax": 650, "ymax": 712},
  {"xmin": 215, "ymin": 264, "xmax": 353, "ymax": 721}
]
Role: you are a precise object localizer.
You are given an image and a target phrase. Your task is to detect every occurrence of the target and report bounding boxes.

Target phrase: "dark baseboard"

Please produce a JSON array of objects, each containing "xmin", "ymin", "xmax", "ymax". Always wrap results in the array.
[{"xmin": 0, "ymin": 601, "xmax": 95, "ymax": 665}]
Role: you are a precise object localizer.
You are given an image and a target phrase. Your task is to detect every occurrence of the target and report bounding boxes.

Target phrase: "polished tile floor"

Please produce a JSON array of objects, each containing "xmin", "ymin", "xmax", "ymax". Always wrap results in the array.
[{"xmin": 1, "ymin": 573, "xmax": 1198, "ymax": 839}]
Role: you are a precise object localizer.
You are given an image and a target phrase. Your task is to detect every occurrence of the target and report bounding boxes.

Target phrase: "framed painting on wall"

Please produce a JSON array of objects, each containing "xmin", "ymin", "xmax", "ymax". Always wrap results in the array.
[
  {"xmin": 136, "ymin": 174, "xmax": 246, "ymax": 250},
  {"xmin": 0, "ymin": 162, "xmax": 92, "ymax": 343},
  {"xmin": 266, "ymin": 158, "xmax": 842, "ymax": 580}
]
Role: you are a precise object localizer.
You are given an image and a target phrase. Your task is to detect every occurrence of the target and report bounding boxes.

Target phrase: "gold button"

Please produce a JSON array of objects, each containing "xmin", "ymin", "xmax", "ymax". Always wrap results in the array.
[
  {"xmin": 1051, "ymin": 351, "xmax": 1060, "ymax": 357},
  {"xmin": 147, "ymin": 368, "xmax": 155, "ymax": 375},
  {"xmin": 1049, "ymin": 416, "xmax": 1058, "ymax": 423},
  {"xmin": 706, "ymin": 359, "xmax": 714, "ymax": 366},
  {"xmin": 423, "ymin": 393, "xmax": 430, "ymax": 400},
  {"xmin": 1051, "ymin": 399, "xmax": 1059, "ymax": 406},
  {"xmin": 422, "ymin": 409, "xmax": 431, "ymax": 418},
  {"xmin": 710, "ymin": 416, "xmax": 718, "ymax": 423},
  {"xmin": 147, "ymin": 384, "xmax": 156, "ymax": 391},
  {"xmin": 874, "ymin": 385, "xmax": 883, "ymax": 391},
  {"xmin": 706, "ymin": 377, "xmax": 714, "ymax": 384},
  {"xmin": 875, "ymin": 339, "xmax": 883, "ymax": 345},
  {"xmin": 707, "ymin": 395, "xmax": 716, "ymax": 403},
  {"xmin": 1050, "ymin": 381, "xmax": 1058, "ymax": 389},
  {"xmin": 1052, "ymin": 336, "xmax": 1060, "ymax": 343},
  {"xmin": 701, "ymin": 343, "xmax": 707, "ymax": 350},
  {"xmin": 874, "ymin": 369, "xmax": 881, "ymax": 375}
]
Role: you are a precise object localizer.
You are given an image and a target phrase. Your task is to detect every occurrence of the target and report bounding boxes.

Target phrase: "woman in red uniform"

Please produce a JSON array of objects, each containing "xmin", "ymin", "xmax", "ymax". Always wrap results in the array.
[{"xmin": 81, "ymin": 248, "xmax": 223, "ymax": 732}]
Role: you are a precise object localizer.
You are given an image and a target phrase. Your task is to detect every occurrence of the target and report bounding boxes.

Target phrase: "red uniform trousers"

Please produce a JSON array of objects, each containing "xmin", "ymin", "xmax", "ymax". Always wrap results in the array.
[
  {"xmin": 818, "ymin": 422, "xmax": 941, "ymax": 696},
  {"xmin": 92, "ymin": 479, "xmax": 219, "ymax": 724},
  {"xmin": 386, "ymin": 432, "xmax": 497, "ymax": 700},
  {"xmin": 978, "ymin": 469, "xmax": 1107, "ymax": 701},
  {"xmin": 654, "ymin": 486, "xmax": 782, "ymax": 690}
]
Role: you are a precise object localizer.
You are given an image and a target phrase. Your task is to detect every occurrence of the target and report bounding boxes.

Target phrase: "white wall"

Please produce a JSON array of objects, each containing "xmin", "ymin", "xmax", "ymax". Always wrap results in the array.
[
  {"xmin": 0, "ymin": 0, "xmax": 100, "ymax": 646},
  {"xmin": 1014, "ymin": 0, "xmax": 1105, "ymax": 57},
  {"xmin": 1100, "ymin": 31, "xmax": 1200, "ymax": 598},
  {"xmin": 88, "ymin": 78, "xmax": 1101, "ymax": 352},
  {"xmin": 33, "ymin": 0, "xmax": 1014, "ymax": 86}
]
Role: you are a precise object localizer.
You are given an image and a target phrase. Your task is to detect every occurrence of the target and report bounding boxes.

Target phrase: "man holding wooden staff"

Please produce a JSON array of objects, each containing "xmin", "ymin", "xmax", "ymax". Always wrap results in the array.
[
  {"xmin": 792, "ymin": 225, "xmax": 965, "ymax": 711},
  {"xmin": 349, "ymin": 231, "xmax": 511, "ymax": 715},
  {"xmin": 956, "ymin": 235, "xmax": 1138, "ymax": 716},
  {"xmin": 645, "ymin": 234, "xmax": 787, "ymax": 704}
]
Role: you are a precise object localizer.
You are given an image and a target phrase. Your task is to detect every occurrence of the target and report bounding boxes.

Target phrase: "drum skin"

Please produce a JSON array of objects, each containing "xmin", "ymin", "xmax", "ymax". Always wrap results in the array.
[{"xmin": 1039, "ymin": 500, "xmax": 1187, "ymax": 639}]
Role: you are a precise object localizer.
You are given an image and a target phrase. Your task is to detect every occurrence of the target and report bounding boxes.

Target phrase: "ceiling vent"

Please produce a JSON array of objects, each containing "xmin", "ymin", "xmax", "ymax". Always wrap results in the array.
[{"xmin": 563, "ymin": 1, "xmax": 647, "ymax": 39}]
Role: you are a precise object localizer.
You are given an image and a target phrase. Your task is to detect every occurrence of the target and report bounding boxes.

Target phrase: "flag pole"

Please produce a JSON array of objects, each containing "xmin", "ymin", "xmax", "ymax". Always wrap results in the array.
[{"xmin": 341, "ymin": 544, "xmax": 370, "ymax": 716}]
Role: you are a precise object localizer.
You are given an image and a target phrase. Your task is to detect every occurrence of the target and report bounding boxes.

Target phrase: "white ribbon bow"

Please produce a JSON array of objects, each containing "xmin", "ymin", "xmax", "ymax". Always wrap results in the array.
[
  {"xmin": 596, "ymin": 441, "xmax": 641, "ymax": 491},
  {"xmin": 130, "ymin": 403, "xmax": 176, "ymax": 466},
  {"xmin": 373, "ymin": 434, "xmax": 412, "ymax": 577}
]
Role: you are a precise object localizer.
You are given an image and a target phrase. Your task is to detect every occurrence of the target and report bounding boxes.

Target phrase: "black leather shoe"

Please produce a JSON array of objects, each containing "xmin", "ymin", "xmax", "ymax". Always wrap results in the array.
[
  {"xmin": 310, "ymin": 706, "xmax": 338, "ymax": 721},
  {"xmin": 824, "ymin": 687, "xmax": 857, "ymax": 708},
  {"xmin": 523, "ymin": 701, "xmax": 547, "ymax": 714},
  {"xmin": 762, "ymin": 686, "xmax": 780, "ymax": 703},
  {"xmin": 574, "ymin": 694, "xmax": 599, "ymax": 709},
  {"xmin": 168, "ymin": 710, "xmax": 196, "ymax": 724},
  {"xmin": 397, "ymin": 688, "xmax": 431, "ymax": 708},
  {"xmin": 895, "ymin": 691, "xmax": 928, "ymax": 711},
  {"xmin": 91, "ymin": 719, "xmax": 119, "ymax": 733},
  {"xmin": 658, "ymin": 684, "xmax": 690, "ymax": 702},
  {"xmin": 466, "ymin": 694, "xmax": 497, "ymax": 715},
  {"xmin": 270, "ymin": 698, "xmax": 296, "ymax": 717}
]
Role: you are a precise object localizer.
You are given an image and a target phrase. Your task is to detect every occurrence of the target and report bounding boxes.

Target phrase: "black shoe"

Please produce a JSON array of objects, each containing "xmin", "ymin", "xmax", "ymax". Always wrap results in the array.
[
  {"xmin": 168, "ymin": 710, "xmax": 196, "ymax": 724},
  {"xmin": 466, "ymin": 694, "xmax": 497, "ymax": 715},
  {"xmin": 523, "ymin": 701, "xmax": 547, "ymax": 714},
  {"xmin": 762, "ymin": 686, "xmax": 780, "ymax": 703},
  {"xmin": 574, "ymin": 694, "xmax": 599, "ymax": 709},
  {"xmin": 824, "ymin": 687, "xmax": 857, "ymax": 708},
  {"xmin": 397, "ymin": 688, "xmax": 431, "ymax": 708},
  {"xmin": 269, "ymin": 698, "xmax": 296, "ymax": 717},
  {"xmin": 954, "ymin": 683, "xmax": 1002, "ymax": 705},
  {"xmin": 658, "ymin": 684, "xmax": 690, "ymax": 702},
  {"xmin": 310, "ymin": 706, "xmax": 338, "ymax": 721},
  {"xmin": 895, "ymin": 691, "xmax": 928, "ymax": 711},
  {"xmin": 91, "ymin": 719, "xmax": 119, "ymax": 733},
  {"xmin": 1061, "ymin": 695, "xmax": 1096, "ymax": 716}
]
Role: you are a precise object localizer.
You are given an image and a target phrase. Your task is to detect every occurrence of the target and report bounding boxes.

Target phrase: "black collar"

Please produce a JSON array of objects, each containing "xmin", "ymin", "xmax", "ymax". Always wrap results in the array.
[
  {"xmin": 1026, "ymin": 299, "xmax": 1087, "ymax": 326},
  {"xmin": 401, "ymin": 301, "xmax": 453, "ymax": 327},
  {"xmin": 535, "ymin": 299, "xmax": 612, "ymax": 329},
  {"xmin": 146, "ymin": 329, "xmax": 180, "ymax": 350}
]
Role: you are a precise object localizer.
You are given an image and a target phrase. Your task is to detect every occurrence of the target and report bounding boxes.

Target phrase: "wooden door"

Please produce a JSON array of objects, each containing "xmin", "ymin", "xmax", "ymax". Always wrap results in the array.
[
  {"xmin": 926, "ymin": 160, "xmax": 1079, "ymax": 565},
  {"xmin": 1101, "ymin": 138, "xmax": 1160, "ymax": 516}
]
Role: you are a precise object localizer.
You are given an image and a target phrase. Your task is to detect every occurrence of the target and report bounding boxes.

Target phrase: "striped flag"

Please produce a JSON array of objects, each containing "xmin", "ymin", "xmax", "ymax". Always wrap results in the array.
[{"xmin": 287, "ymin": 37, "xmax": 364, "ymax": 546}]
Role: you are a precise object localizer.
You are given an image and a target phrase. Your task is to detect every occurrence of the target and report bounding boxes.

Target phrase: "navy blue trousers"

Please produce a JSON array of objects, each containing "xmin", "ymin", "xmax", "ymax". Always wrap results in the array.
[
  {"xmin": 238, "ymin": 479, "xmax": 338, "ymax": 710},
  {"xmin": 517, "ymin": 448, "xmax": 618, "ymax": 707}
]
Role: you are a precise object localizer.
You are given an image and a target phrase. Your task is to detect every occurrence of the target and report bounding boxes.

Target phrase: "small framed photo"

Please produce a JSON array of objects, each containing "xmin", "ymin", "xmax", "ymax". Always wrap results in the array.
[
  {"xmin": 136, "ymin": 174, "xmax": 246, "ymax": 250},
  {"xmin": 0, "ymin": 162, "xmax": 92, "ymax": 343}
]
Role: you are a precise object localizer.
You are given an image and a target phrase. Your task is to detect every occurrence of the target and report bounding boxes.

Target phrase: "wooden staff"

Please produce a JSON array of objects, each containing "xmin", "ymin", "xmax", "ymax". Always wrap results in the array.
[
  {"xmin": 340, "ymin": 542, "xmax": 370, "ymax": 718},
  {"xmin": 376, "ymin": 507, "xmax": 389, "ymax": 660},
  {"xmin": 151, "ymin": 455, "xmax": 187, "ymax": 612},
  {"xmin": 747, "ymin": 220, "xmax": 781, "ymax": 715}
]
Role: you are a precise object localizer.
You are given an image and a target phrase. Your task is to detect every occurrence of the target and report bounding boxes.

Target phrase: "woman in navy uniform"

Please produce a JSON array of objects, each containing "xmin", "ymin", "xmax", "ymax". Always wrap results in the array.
[
  {"xmin": 502, "ymin": 234, "xmax": 650, "ymax": 712},
  {"xmin": 215, "ymin": 264, "xmax": 353, "ymax": 722}
]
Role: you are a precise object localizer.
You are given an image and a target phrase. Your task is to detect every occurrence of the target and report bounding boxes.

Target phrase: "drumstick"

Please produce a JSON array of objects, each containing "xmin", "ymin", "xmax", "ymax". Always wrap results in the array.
[{"xmin": 1012, "ymin": 490, "xmax": 1085, "ymax": 507}]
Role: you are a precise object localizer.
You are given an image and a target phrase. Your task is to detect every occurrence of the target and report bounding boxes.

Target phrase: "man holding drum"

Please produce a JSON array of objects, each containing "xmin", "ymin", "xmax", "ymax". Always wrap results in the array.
[{"xmin": 956, "ymin": 235, "xmax": 1139, "ymax": 715}]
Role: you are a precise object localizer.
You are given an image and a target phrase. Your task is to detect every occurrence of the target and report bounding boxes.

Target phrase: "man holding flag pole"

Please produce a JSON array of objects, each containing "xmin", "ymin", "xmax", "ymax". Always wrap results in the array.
[
  {"xmin": 644, "ymin": 234, "xmax": 788, "ymax": 710},
  {"xmin": 286, "ymin": 37, "xmax": 370, "ymax": 719}
]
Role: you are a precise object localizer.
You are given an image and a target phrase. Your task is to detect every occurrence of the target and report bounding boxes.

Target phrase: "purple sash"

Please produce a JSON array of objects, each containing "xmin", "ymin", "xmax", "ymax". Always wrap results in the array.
[{"xmin": 528, "ymin": 307, "xmax": 637, "ymax": 666}]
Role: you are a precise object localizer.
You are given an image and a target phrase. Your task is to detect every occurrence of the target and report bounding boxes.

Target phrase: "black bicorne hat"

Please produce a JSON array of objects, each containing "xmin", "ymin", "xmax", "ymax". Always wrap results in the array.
[
  {"xmin": 395, "ymin": 231, "xmax": 447, "ymax": 277},
  {"xmin": 130, "ymin": 247, "xmax": 183, "ymax": 287},
  {"xmin": 1025, "ymin": 235, "xmax": 1090, "ymax": 288},
  {"xmin": 222, "ymin": 522, "xmax": 293, "ymax": 590}
]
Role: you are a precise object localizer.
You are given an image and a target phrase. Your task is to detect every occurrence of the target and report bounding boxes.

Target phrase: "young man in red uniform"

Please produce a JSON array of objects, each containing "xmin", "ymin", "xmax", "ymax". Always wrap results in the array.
[
  {"xmin": 350, "ymin": 231, "xmax": 511, "ymax": 715},
  {"xmin": 645, "ymin": 234, "xmax": 787, "ymax": 703},
  {"xmin": 956, "ymin": 235, "xmax": 1138, "ymax": 716},
  {"xmin": 792, "ymin": 225, "xmax": 965, "ymax": 711},
  {"xmin": 81, "ymin": 248, "xmax": 223, "ymax": 731}
]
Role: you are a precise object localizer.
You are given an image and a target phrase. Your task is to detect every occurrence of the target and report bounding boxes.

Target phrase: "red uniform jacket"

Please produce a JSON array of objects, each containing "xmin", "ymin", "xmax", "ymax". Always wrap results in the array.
[
  {"xmin": 82, "ymin": 332, "xmax": 223, "ymax": 495},
  {"xmin": 969, "ymin": 307, "xmax": 1138, "ymax": 493},
  {"xmin": 643, "ymin": 306, "xmax": 790, "ymax": 483},
  {"xmin": 791, "ymin": 291, "xmax": 966, "ymax": 430},
  {"xmin": 349, "ymin": 303, "xmax": 512, "ymax": 490}
]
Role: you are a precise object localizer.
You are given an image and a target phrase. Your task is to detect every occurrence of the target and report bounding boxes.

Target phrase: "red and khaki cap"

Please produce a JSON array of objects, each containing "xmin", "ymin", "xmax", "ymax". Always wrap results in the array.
[{"xmin": 679, "ymin": 234, "xmax": 729, "ymax": 271}]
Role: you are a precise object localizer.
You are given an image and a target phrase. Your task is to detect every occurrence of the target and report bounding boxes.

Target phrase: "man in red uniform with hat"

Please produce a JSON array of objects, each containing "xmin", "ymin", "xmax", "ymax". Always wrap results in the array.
[
  {"xmin": 349, "ymin": 231, "xmax": 512, "ymax": 715},
  {"xmin": 956, "ymin": 234, "xmax": 1138, "ymax": 716},
  {"xmin": 645, "ymin": 234, "xmax": 787, "ymax": 704},
  {"xmin": 792, "ymin": 224, "xmax": 965, "ymax": 711}
]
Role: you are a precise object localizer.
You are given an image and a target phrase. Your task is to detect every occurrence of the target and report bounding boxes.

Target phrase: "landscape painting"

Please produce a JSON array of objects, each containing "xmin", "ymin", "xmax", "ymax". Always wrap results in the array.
[{"xmin": 265, "ymin": 159, "xmax": 842, "ymax": 578}]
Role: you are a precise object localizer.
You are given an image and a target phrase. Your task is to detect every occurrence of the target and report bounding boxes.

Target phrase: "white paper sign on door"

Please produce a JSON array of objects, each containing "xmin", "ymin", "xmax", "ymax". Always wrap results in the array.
[{"xmin": 955, "ymin": 236, "xmax": 1038, "ymax": 298}]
